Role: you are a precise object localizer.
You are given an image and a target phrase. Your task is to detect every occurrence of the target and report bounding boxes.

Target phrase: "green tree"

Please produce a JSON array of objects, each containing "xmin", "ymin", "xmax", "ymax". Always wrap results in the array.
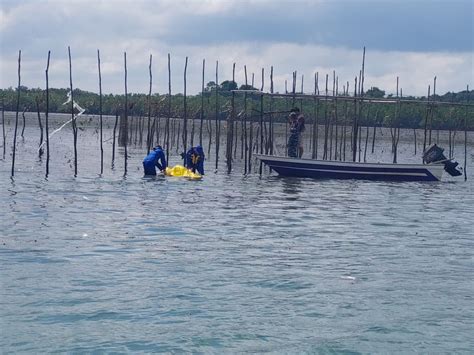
[
  {"xmin": 239, "ymin": 84, "xmax": 257, "ymax": 90},
  {"xmin": 220, "ymin": 80, "xmax": 237, "ymax": 91},
  {"xmin": 365, "ymin": 87, "xmax": 385, "ymax": 98}
]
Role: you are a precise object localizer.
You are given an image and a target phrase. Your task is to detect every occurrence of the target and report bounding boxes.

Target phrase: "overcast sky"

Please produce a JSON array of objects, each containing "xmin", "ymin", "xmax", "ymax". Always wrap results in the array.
[{"xmin": 1, "ymin": 0, "xmax": 472, "ymax": 96}]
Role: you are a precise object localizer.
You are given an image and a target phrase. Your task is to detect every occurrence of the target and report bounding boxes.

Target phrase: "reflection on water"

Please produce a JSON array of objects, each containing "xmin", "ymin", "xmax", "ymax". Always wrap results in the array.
[{"xmin": 0, "ymin": 118, "xmax": 473, "ymax": 353}]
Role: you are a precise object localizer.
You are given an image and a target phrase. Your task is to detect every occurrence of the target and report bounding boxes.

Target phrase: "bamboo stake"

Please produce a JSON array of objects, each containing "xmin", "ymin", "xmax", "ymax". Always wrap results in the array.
[
  {"xmin": 2, "ymin": 94, "xmax": 5, "ymax": 159},
  {"xmin": 312, "ymin": 72, "xmax": 319, "ymax": 159},
  {"xmin": 371, "ymin": 109, "xmax": 379, "ymax": 154},
  {"xmin": 166, "ymin": 53, "xmax": 171, "ymax": 162},
  {"xmin": 363, "ymin": 102, "xmax": 371, "ymax": 162},
  {"xmin": 358, "ymin": 125, "xmax": 362, "ymax": 162},
  {"xmin": 269, "ymin": 66, "xmax": 274, "ymax": 155},
  {"xmin": 244, "ymin": 65, "xmax": 249, "ymax": 174},
  {"xmin": 259, "ymin": 68, "xmax": 264, "ymax": 175},
  {"xmin": 45, "ymin": 51, "xmax": 50, "ymax": 176},
  {"xmin": 21, "ymin": 107, "xmax": 26, "ymax": 138},
  {"xmin": 190, "ymin": 64, "xmax": 196, "ymax": 148},
  {"xmin": 343, "ymin": 84, "xmax": 349, "ymax": 161},
  {"xmin": 182, "ymin": 56, "xmax": 188, "ymax": 159},
  {"xmin": 423, "ymin": 85, "xmax": 431, "ymax": 155},
  {"xmin": 97, "ymin": 49, "xmax": 103, "ymax": 174},
  {"xmin": 215, "ymin": 60, "xmax": 220, "ymax": 170},
  {"xmin": 334, "ymin": 76, "xmax": 339, "ymax": 160},
  {"xmin": 199, "ymin": 59, "xmax": 205, "ymax": 146},
  {"xmin": 68, "ymin": 46, "xmax": 78, "ymax": 177},
  {"xmin": 429, "ymin": 76, "xmax": 436, "ymax": 145},
  {"xmin": 226, "ymin": 63, "xmax": 236, "ymax": 173},
  {"xmin": 147, "ymin": 54, "xmax": 152, "ymax": 153},
  {"xmin": 123, "ymin": 51, "xmax": 128, "ymax": 176},
  {"xmin": 112, "ymin": 111, "xmax": 118, "ymax": 168},
  {"xmin": 323, "ymin": 74, "xmax": 329, "ymax": 160},
  {"xmin": 35, "ymin": 96, "xmax": 44, "ymax": 157},
  {"xmin": 465, "ymin": 85, "xmax": 469, "ymax": 181},
  {"xmin": 352, "ymin": 76, "xmax": 358, "ymax": 162},
  {"xmin": 11, "ymin": 50, "xmax": 21, "ymax": 177}
]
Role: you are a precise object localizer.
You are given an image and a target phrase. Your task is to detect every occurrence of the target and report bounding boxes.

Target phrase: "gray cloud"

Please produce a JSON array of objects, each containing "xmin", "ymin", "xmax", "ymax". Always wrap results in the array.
[{"xmin": 1, "ymin": 0, "xmax": 472, "ymax": 95}]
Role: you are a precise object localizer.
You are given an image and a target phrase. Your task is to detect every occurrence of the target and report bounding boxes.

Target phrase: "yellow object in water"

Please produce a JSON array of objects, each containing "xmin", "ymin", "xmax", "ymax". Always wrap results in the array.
[{"xmin": 165, "ymin": 165, "xmax": 202, "ymax": 180}]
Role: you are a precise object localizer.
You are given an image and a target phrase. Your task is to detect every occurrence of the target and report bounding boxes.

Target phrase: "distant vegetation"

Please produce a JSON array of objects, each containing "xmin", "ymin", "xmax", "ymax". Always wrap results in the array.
[{"xmin": 1, "ymin": 83, "xmax": 472, "ymax": 130}]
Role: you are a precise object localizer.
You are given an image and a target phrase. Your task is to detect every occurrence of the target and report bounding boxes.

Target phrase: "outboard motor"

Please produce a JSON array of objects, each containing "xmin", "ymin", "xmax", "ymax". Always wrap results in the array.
[{"xmin": 423, "ymin": 144, "xmax": 462, "ymax": 177}]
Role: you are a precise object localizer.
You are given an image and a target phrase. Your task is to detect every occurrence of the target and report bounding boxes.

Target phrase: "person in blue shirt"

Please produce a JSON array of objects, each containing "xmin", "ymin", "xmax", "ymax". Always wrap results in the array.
[
  {"xmin": 143, "ymin": 145, "xmax": 167, "ymax": 175},
  {"xmin": 184, "ymin": 145, "xmax": 205, "ymax": 175}
]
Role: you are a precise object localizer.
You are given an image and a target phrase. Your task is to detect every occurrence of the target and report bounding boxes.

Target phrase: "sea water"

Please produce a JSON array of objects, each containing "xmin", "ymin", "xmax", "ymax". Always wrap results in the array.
[{"xmin": 1, "ymin": 114, "xmax": 473, "ymax": 353}]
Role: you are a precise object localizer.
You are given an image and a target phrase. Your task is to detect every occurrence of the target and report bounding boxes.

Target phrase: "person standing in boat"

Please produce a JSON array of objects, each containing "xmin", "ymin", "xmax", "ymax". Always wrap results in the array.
[
  {"xmin": 287, "ymin": 108, "xmax": 305, "ymax": 158},
  {"xmin": 184, "ymin": 145, "xmax": 205, "ymax": 175},
  {"xmin": 143, "ymin": 145, "xmax": 167, "ymax": 175}
]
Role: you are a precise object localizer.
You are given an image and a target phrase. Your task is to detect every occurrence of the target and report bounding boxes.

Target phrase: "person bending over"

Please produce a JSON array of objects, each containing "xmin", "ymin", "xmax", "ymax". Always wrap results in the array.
[
  {"xmin": 184, "ymin": 145, "xmax": 205, "ymax": 175},
  {"xmin": 143, "ymin": 145, "xmax": 167, "ymax": 175}
]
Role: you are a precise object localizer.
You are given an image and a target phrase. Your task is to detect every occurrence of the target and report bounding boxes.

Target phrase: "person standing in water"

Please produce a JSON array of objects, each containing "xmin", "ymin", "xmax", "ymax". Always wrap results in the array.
[
  {"xmin": 184, "ymin": 145, "xmax": 205, "ymax": 175},
  {"xmin": 143, "ymin": 145, "xmax": 167, "ymax": 175}
]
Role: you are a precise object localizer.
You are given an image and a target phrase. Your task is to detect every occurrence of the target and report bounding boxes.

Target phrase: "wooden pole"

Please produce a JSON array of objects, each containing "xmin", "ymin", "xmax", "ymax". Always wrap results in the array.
[
  {"xmin": 68, "ymin": 46, "xmax": 78, "ymax": 177},
  {"xmin": 244, "ymin": 65, "xmax": 249, "ymax": 174},
  {"xmin": 323, "ymin": 74, "xmax": 329, "ymax": 160},
  {"xmin": 21, "ymin": 107, "xmax": 26, "ymax": 138},
  {"xmin": 35, "ymin": 96, "xmax": 44, "ymax": 157},
  {"xmin": 312, "ymin": 72, "xmax": 319, "ymax": 159},
  {"xmin": 147, "ymin": 54, "xmax": 152, "ymax": 153},
  {"xmin": 112, "ymin": 111, "xmax": 118, "ymax": 168},
  {"xmin": 334, "ymin": 76, "xmax": 339, "ymax": 160},
  {"xmin": 352, "ymin": 76, "xmax": 358, "ymax": 162},
  {"xmin": 215, "ymin": 60, "xmax": 220, "ymax": 170},
  {"xmin": 429, "ymin": 76, "xmax": 436, "ymax": 145},
  {"xmin": 166, "ymin": 53, "xmax": 171, "ymax": 162},
  {"xmin": 182, "ymin": 56, "xmax": 188, "ymax": 159},
  {"xmin": 226, "ymin": 63, "xmax": 236, "ymax": 173},
  {"xmin": 199, "ymin": 59, "xmax": 205, "ymax": 146},
  {"xmin": 2, "ymin": 94, "xmax": 5, "ymax": 159},
  {"xmin": 259, "ymin": 68, "xmax": 264, "ymax": 175},
  {"xmin": 465, "ymin": 85, "xmax": 469, "ymax": 181},
  {"xmin": 11, "ymin": 50, "xmax": 21, "ymax": 177},
  {"xmin": 269, "ymin": 65, "xmax": 274, "ymax": 155},
  {"xmin": 123, "ymin": 51, "xmax": 128, "ymax": 176},
  {"xmin": 423, "ymin": 85, "xmax": 431, "ymax": 155},
  {"xmin": 45, "ymin": 51, "xmax": 50, "ymax": 176},
  {"xmin": 97, "ymin": 49, "xmax": 104, "ymax": 174}
]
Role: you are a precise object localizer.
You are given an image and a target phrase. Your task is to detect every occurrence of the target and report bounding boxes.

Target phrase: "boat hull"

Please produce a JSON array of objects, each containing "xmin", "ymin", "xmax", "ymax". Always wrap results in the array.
[{"xmin": 256, "ymin": 155, "xmax": 444, "ymax": 182}]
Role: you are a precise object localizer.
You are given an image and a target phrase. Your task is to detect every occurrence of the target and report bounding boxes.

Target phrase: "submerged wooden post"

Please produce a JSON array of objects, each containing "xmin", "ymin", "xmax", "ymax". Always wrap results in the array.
[
  {"xmin": 45, "ymin": 51, "xmax": 51, "ymax": 176},
  {"xmin": 68, "ymin": 46, "xmax": 78, "ymax": 176},
  {"xmin": 11, "ymin": 50, "xmax": 21, "ymax": 177},
  {"xmin": 97, "ymin": 49, "xmax": 104, "ymax": 174}
]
